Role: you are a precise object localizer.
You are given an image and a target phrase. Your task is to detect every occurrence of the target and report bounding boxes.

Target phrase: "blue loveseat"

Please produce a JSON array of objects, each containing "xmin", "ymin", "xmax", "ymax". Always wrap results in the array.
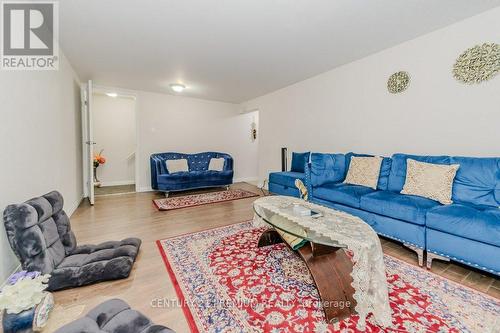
[
  {"xmin": 269, "ymin": 152, "xmax": 500, "ymax": 276},
  {"xmin": 150, "ymin": 152, "xmax": 233, "ymax": 194}
]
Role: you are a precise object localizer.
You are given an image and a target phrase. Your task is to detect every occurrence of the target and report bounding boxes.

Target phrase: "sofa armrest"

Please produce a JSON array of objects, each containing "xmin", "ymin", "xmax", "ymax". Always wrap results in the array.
[
  {"xmin": 150, "ymin": 156, "xmax": 167, "ymax": 190},
  {"xmin": 305, "ymin": 162, "xmax": 313, "ymax": 199},
  {"xmin": 223, "ymin": 156, "xmax": 234, "ymax": 171}
]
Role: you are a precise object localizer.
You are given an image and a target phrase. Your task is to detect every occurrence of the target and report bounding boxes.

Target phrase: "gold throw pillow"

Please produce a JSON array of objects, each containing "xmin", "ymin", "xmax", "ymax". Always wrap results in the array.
[
  {"xmin": 401, "ymin": 159, "xmax": 459, "ymax": 205},
  {"xmin": 344, "ymin": 156, "xmax": 383, "ymax": 190}
]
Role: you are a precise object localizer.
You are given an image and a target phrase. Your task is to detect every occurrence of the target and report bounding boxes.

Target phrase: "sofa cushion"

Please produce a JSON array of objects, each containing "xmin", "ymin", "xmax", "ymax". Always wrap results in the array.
[
  {"xmin": 344, "ymin": 156, "xmax": 383, "ymax": 189},
  {"xmin": 269, "ymin": 171, "xmax": 305, "ymax": 188},
  {"xmin": 158, "ymin": 170, "xmax": 232, "ymax": 185},
  {"xmin": 50, "ymin": 238, "xmax": 141, "ymax": 291},
  {"xmin": 314, "ymin": 184, "xmax": 375, "ymax": 209},
  {"xmin": 165, "ymin": 159, "xmax": 189, "ymax": 173},
  {"xmin": 388, "ymin": 154, "xmax": 451, "ymax": 192},
  {"xmin": 59, "ymin": 240, "xmax": 140, "ymax": 268},
  {"xmin": 450, "ymin": 156, "xmax": 500, "ymax": 208},
  {"xmin": 426, "ymin": 204, "xmax": 500, "ymax": 247},
  {"xmin": 310, "ymin": 153, "xmax": 346, "ymax": 187},
  {"xmin": 401, "ymin": 159, "xmax": 459, "ymax": 205},
  {"xmin": 360, "ymin": 191, "xmax": 441, "ymax": 225},
  {"xmin": 345, "ymin": 153, "xmax": 392, "ymax": 190},
  {"xmin": 269, "ymin": 182, "xmax": 301, "ymax": 197},
  {"xmin": 208, "ymin": 158, "xmax": 225, "ymax": 171},
  {"xmin": 291, "ymin": 152, "xmax": 310, "ymax": 173}
]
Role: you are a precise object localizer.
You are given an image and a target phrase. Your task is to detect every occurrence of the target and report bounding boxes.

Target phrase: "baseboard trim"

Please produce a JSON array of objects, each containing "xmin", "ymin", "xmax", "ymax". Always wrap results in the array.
[
  {"xmin": 234, "ymin": 177, "xmax": 258, "ymax": 184},
  {"xmin": 67, "ymin": 194, "xmax": 84, "ymax": 217},
  {"xmin": 99, "ymin": 180, "xmax": 135, "ymax": 187},
  {"xmin": 137, "ymin": 186, "xmax": 153, "ymax": 193}
]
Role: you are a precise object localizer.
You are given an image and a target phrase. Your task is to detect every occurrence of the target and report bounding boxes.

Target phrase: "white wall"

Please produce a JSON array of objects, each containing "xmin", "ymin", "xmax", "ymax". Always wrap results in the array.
[
  {"xmin": 242, "ymin": 7, "xmax": 500, "ymax": 184},
  {"xmin": 135, "ymin": 91, "xmax": 259, "ymax": 191},
  {"xmin": 93, "ymin": 94, "xmax": 136, "ymax": 186},
  {"xmin": 0, "ymin": 52, "xmax": 82, "ymax": 283}
]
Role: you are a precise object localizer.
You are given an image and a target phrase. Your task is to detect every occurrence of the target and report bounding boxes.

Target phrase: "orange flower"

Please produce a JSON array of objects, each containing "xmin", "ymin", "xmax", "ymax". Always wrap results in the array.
[{"xmin": 94, "ymin": 150, "xmax": 106, "ymax": 165}]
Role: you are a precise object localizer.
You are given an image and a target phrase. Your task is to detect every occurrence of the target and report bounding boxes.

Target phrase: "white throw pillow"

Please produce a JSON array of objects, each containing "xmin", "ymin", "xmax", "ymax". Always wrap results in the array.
[
  {"xmin": 208, "ymin": 158, "xmax": 225, "ymax": 171},
  {"xmin": 401, "ymin": 159, "xmax": 460, "ymax": 205},
  {"xmin": 344, "ymin": 156, "xmax": 383, "ymax": 190},
  {"xmin": 166, "ymin": 159, "xmax": 189, "ymax": 173}
]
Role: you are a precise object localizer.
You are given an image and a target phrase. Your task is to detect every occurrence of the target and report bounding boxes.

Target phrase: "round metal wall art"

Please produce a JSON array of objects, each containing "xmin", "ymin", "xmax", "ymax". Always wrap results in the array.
[
  {"xmin": 453, "ymin": 42, "xmax": 500, "ymax": 84},
  {"xmin": 387, "ymin": 71, "xmax": 410, "ymax": 94}
]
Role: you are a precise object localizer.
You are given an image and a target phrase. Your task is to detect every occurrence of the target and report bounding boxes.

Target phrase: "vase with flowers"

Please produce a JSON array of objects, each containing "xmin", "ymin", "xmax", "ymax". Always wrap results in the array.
[
  {"xmin": 93, "ymin": 150, "xmax": 106, "ymax": 187},
  {"xmin": 0, "ymin": 271, "xmax": 53, "ymax": 332}
]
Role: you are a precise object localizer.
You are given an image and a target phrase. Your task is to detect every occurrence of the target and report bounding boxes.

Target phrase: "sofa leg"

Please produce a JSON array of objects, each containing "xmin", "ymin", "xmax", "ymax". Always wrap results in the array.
[
  {"xmin": 164, "ymin": 192, "xmax": 169, "ymax": 198},
  {"xmin": 426, "ymin": 252, "xmax": 450, "ymax": 270},
  {"xmin": 403, "ymin": 243, "xmax": 424, "ymax": 267},
  {"xmin": 225, "ymin": 185, "xmax": 230, "ymax": 190}
]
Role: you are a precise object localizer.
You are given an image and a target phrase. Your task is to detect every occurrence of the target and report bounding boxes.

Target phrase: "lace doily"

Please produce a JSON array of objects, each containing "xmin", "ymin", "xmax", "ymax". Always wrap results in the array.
[{"xmin": 253, "ymin": 196, "xmax": 392, "ymax": 331}]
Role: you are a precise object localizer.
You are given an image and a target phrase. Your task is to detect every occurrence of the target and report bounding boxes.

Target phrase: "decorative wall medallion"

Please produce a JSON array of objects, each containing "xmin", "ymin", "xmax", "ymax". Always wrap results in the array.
[
  {"xmin": 387, "ymin": 71, "xmax": 410, "ymax": 94},
  {"xmin": 251, "ymin": 120, "xmax": 257, "ymax": 142},
  {"xmin": 453, "ymin": 43, "xmax": 500, "ymax": 84}
]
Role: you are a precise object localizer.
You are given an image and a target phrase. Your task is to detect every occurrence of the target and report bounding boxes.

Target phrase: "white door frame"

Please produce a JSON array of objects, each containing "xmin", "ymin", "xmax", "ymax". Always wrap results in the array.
[
  {"xmin": 81, "ymin": 85, "xmax": 88, "ymax": 198},
  {"xmin": 81, "ymin": 80, "xmax": 95, "ymax": 204}
]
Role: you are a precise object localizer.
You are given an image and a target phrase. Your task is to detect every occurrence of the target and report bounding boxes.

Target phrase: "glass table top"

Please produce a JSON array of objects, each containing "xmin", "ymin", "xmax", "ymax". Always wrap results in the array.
[{"xmin": 253, "ymin": 198, "xmax": 346, "ymax": 248}]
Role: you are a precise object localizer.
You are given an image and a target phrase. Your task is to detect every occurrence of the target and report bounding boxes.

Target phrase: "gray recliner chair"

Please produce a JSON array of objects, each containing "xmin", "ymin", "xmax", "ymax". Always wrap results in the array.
[
  {"xmin": 3, "ymin": 191, "xmax": 141, "ymax": 291},
  {"xmin": 54, "ymin": 299, "xmax": 175, "ymax": 333}
]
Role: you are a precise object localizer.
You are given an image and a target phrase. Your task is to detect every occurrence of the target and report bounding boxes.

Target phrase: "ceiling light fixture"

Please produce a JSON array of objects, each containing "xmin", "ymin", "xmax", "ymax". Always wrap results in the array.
[
  {"xmin": 170, "ymin": 83, "xmax": 186, "ymax": 93},
  {"xmin": 106, "ymin": 92, "xmax": 118, "ymax": 97}
]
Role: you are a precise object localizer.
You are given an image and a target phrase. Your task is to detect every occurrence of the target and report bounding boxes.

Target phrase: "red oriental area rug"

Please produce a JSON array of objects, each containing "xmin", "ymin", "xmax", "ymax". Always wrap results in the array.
[
  {"xmin": 157, "ymin": 221, "xmax": 500, "ymax": 332},
  {"xmin": 153, "ymin": 189, "xmax": 258, "ymax": 211}
]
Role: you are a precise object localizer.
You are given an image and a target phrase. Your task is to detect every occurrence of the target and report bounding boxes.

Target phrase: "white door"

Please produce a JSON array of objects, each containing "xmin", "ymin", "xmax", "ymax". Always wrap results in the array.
[{"xmin": 82, "ymin": 80, "xmax": 95, "ymax": 205}]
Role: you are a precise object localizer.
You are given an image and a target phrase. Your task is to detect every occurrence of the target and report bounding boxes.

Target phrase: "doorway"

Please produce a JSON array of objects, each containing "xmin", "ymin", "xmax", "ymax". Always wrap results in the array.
[
  {"xmin": 92, "ymin": 90, "xmax": 136, "ymax": 196},
  {"xmin": 82, "ymin": 83, "xmax": 137, "ymax": 203}
]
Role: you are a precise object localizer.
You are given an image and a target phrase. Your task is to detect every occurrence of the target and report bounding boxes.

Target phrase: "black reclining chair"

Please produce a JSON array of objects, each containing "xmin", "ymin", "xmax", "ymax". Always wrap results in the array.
[
  {"xmin": 3, "ymin": 191, "xmax": 141, "ymax": 291},
  {"xmin": 55, "ymin": 299, "xmax": 175, "ymax": 333}
]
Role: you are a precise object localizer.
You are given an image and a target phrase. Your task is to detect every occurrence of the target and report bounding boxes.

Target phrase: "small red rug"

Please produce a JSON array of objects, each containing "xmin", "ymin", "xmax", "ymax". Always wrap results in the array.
[
  {"xmin": 153, "ymin": 189, "xmax": 259, "ymax": 211},
  {"xmin": 157, "ymin": 221, "xmax": 500, "ymax": 333}
]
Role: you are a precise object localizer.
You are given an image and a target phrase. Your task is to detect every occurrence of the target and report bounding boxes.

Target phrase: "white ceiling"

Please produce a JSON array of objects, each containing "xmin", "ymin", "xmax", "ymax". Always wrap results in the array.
[{"xmin": 59, "ymin": 0, "xmax": 500, "ymax": 103}]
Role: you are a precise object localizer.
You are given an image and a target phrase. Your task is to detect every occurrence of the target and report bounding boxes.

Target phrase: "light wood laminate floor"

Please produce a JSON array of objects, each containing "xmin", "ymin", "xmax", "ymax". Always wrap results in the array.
[
  {"xmin": 45, "ymin": 183, "xmax": 500, "ymax": 332},
  {"xmin": 94, "ymin": 184, "xmax": 136, "ymax": 196}
]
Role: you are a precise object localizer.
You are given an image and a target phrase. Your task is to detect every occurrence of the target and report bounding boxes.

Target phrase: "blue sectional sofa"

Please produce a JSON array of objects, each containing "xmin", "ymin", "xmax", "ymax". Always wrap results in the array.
[
  {"xmin": 268, "ymin": 152, "xmax": 309, "ymax": 198},
  {"xmin": 150, "ymin": 152, "xmax": 233, "ymax": 194},
  {"xmin": 268, "ymin": 152, "xmax": 500, "ymax": 276}
]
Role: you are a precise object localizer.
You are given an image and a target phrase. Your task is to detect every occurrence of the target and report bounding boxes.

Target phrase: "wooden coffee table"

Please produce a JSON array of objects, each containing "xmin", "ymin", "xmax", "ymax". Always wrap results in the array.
[{"xmin": 253, "ymin": 198, "xmax": 357, "ymax": 324}]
